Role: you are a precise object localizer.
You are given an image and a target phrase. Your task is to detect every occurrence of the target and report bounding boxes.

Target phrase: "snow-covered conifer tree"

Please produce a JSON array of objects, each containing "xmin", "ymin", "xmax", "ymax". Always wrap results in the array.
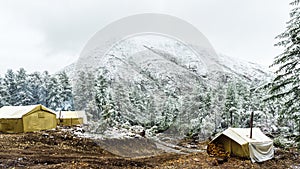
[
  {"xmin": 224, "ymin": 83, "xmax": 238, "ymax": 127},
  {"xmin": 47, "ymin": 76, "xmax": 61, "ymax": 110},
  {"xmin": 27, "ymin": 72, "xmax": 43, "ymax": 105},
  {"xmin": 40, "ymin": 71, "xmax": 52, "ymax": 107},
  {"xmin": 269, "ymin": 1, "xmax": 300, "ymax": 133},
  {"xmin": 94, "ymin": 73, "xmax": 108, "ymax": 119},
  {"xmin": 74, "ymin": 71, "xmax": 95, "ymax": 110},
  {"xmin": 15, "ymin": 68, "xmax": 33, "ymax": 106},
  {"xmin": 4, "ymin": 69, "xmax": 17, "ymax": 105},
  {"xmin": 0, "ymin": 77, "xmax": 9, "ymax": 107},
  {"xmin": 57, "ymin": 71, "xmax": 74, "ymax": 110}
]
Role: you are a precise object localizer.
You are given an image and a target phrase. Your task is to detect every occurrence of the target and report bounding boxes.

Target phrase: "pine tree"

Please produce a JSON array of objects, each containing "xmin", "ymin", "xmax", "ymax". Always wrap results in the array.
[
  {"xmin": 40, "ymin": 71, "xmax": 52, "ymax": 107},
  {"xmin": 15, "ymin": 68, "xmax": 33, "ymax": 106},
  {"xmin": 47, "ymin": 76, "xmax": 61, "ymax": 110},
  {"xmin": 93, "ymin": 72, "xmax": 123, "ymax": 132},
  {"xmin": 74, "ymin": 71, "xmax": 95, "ymax": 110},
  {"xmin": 94, "ymin": 73, "xmax": 108, "ymax": 119},
  {"xmin": 224, "ymin": 83, "xmax": 238, "ymax": 127},
  {"xmin": 3, "ymin": 69, "xmax": 17, "ymax": 105},
  {"xmin": 27, "ymin": 72, "xmax": 43, "ymax": 105},
  {"xmin": 269, "ymin": 1, "xmax": 300, "ymax": 133},
  {"xmin": 211, "ymin": 83, "xmax": 226, "ymax": 131},
  {"xmin": 57, "ymin": 71, "xmax": 74, "ymax": 110},
  {"xmin": 0, "ymin": 77, "xmax": 9, "ymax": 107}
]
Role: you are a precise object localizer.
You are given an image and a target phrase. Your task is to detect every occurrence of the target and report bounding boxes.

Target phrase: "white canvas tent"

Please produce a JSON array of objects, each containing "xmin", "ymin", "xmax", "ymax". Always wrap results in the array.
[{"xmin": 210, "ymin": 128, "xmax": 274, "ymax": 162}]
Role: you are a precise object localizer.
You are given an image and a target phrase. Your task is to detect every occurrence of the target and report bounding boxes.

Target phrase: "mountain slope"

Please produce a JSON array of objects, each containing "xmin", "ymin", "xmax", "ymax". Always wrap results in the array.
[{"xmin": 61, "ymin": 35, "xmax": 273, "ymax": 138}]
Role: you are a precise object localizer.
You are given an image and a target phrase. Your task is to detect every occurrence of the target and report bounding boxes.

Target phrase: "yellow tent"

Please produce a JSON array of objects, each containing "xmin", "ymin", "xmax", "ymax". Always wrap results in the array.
[
  {"xmin": 210, "ymin": 128, "xmax": 274, "ymax": 162},
  {"xmin": 0, "ymin": 104, "xmax": 57, "ymax": 133},
  {"xmin": 57, "ymin": 111, "xmax": 86, "ymax": 126}
]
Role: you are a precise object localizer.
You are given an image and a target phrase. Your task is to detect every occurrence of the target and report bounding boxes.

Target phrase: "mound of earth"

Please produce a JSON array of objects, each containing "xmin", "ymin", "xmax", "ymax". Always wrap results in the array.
[{"xmin": 96, "ymin": 137, "xmax": 164, "ymax": 157}]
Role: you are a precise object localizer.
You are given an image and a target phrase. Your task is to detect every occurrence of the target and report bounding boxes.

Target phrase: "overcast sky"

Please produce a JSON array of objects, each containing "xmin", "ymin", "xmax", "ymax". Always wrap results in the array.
[{"xmin": 0, "ymin": 0, "xmax": 291, "ymax": 75}]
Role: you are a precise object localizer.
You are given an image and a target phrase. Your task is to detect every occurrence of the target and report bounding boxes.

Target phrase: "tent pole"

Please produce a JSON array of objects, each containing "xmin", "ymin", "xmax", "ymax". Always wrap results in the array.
[
  {"xmin": 250, "ymin": 111, "xmax": 253, "ymax": 138},
  {"xmin": 59, "ymin": 110, "xmax": 61, "ymax": 126}
]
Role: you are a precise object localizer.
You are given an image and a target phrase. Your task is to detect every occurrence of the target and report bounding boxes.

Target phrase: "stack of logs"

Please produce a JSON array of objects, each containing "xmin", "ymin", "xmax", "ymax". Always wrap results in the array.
[{"xmin": 207, "ymin": 143, "xmax": 230, "ymax": 165}]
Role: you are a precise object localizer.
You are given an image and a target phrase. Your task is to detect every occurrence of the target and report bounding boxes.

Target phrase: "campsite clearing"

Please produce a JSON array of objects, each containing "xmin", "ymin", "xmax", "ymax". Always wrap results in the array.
[{"xmin": 0, "ymin": 130, "xmax": 299, "ymax": 168}]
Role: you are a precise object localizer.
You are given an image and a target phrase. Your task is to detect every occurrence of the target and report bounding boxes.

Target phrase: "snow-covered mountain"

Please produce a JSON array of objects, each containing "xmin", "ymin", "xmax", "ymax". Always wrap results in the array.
[
  {"xmin": 61, "ymin": 35, "xmax": 273, "ymax": 138},
  {"xmin": 61, "ymin": 52, "xmax": 272, "ymax": 87},
  {"xmin": 63, "ymin": 38, "xmax": 272, "ymax": 87}
]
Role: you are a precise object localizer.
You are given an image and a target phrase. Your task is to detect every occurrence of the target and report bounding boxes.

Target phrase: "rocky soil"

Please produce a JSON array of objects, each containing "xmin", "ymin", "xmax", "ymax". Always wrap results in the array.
[{"xmin": 0, "ymin": 130, "xmax": 299, "ymax": 168}]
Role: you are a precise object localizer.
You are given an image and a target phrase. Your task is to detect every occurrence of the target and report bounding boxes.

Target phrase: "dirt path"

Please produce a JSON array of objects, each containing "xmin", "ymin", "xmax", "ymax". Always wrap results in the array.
[{"xmin": 0, "ymin": 130, "xmax": 299, "ymax": 168}]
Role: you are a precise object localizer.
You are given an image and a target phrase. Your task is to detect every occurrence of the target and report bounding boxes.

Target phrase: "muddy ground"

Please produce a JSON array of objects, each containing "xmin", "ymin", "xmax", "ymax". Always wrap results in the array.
[{"xmin": 0, "ymin": 130, "xmax": 299, "ymax": 169}]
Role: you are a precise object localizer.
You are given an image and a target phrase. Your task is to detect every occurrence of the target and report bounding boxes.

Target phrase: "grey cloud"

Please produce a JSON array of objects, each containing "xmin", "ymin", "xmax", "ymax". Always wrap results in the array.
[{"xmin": 0, "ymin": 0, "xmax": 292, "ymax": 75}]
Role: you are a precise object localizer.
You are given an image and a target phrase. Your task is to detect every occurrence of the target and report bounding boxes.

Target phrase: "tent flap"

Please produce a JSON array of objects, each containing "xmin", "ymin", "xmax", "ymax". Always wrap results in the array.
[{"xmin": 249, "ymin": 141, "xmax": 274, "ymax": 163}]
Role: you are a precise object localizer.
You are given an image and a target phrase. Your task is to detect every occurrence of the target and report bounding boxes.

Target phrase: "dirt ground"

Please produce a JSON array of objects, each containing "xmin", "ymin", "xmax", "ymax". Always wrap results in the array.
[{"xmin": 0, "ymin": 130, "xmax": 299, "ymax": 169}]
